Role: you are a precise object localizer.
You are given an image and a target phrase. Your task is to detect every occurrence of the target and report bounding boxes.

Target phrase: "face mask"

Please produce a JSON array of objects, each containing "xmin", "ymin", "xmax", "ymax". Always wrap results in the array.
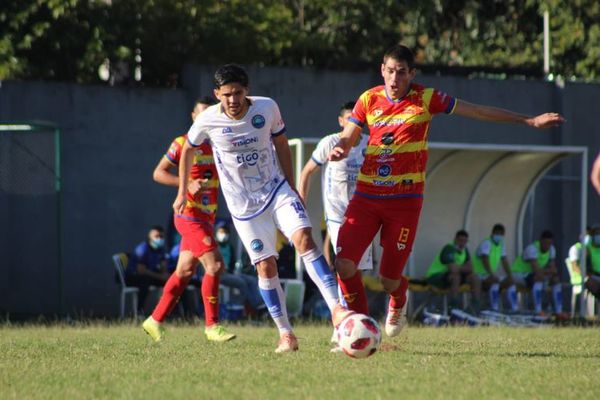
[
  {"xmin": 149, "ymin": 238, "xmax": 165, "ymax": 249},
  {"xmin": 594, "ymin": 234, "xmax": 600, "ymax": 246},
  {"xmin": 583, "ymin": 234, "xmax": 591, "ymax": 246},
  {"xmin": 216, "ymin": 232, "xmax": 229, "ymax": 243},
  {"xmin": 492, "ymin": 234, "xmax": 504, "ymax": 244}
]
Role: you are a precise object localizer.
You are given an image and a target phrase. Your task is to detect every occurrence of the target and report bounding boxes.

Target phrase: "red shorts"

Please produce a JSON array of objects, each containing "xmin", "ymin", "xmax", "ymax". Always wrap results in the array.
[
  {"xmin": 174, "ymin": 215, "xmax": 217, "ymax": 258},
  {"xmin": 337, "ymin": 195, "xmax": 423, "ymax": 280}
]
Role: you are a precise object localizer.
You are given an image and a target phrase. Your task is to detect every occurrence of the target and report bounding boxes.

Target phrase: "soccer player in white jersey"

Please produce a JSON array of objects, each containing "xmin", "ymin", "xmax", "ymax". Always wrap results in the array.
[
  {"xmin": 298, "ymin": 102, "xmax": 372, "ymax": 283},
  {"xmin": 298, "ymin": 101, "xmax": 371, "ymax": 352},
  {"xmin": 173, "ymin": 64, "xmax": 340, "ymax": 353}
]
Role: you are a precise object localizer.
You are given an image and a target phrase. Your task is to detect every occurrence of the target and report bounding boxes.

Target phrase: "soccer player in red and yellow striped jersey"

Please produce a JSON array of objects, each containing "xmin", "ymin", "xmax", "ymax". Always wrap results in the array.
[
  {"xmin": 143, "ymin": 98, "xmax": 236, "ymax": 343},
  {"xmin": 329, "ymin": 45, "xmax": 565, "ymax": 336}
]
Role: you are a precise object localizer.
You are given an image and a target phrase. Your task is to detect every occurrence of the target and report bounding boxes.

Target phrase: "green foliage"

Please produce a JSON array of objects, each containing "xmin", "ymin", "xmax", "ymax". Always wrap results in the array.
[
  {"xmin": 1, "ymin": 323, "xmax": 599, "ymax": 399},
  {"xmin": 0, "ymin": 0, "xmax": 598, "ymax": 84}
]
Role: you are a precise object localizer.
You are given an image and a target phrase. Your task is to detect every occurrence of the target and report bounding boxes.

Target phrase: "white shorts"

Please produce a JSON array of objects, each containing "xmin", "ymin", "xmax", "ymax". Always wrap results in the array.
[
  {"xmin": 327, "ymin": 219, "xmax": 373, "ymax": 271},
  {"xmin": 512, "ymin": 272, "xmax": 531, "ymax": 287},
  {"xmin": 233, "ymin": 182, "xmax": 311, "ymax": 265}
]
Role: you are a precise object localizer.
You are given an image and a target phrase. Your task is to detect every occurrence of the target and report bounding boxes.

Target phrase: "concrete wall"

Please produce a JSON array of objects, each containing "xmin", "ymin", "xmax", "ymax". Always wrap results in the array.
[{"xmin": 0, "ymin": 66, "xmax": 598, "ymax": 317}]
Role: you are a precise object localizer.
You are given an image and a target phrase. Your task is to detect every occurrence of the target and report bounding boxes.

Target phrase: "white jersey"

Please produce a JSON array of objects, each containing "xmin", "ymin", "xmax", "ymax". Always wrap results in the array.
[
  {"xmin": 523, "ymin": 243, "xmax": 556, "ymax": 261},
  {"xmin": 187, "ymin": 96, "xmax": 286, "ymax": 220},
  {"xmin": 476, "ymin": 238, "xmax": 507, "ymax": 258},
  {"xmin": 311, "ymin": 133, "xmax": 368, "ymax": 222}
]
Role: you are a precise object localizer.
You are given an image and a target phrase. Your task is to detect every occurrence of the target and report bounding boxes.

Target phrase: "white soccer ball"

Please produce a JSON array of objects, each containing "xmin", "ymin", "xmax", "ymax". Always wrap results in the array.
[{"xmin": 337, "ymin": 313, "xmax": 381, "ymax": 358}]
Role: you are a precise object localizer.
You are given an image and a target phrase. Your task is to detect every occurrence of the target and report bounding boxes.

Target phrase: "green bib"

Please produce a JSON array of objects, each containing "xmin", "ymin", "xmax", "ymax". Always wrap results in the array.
[
  {"xmin": 512, "ymin": 241, "xmax": 550, "ymax": 273},
  {"xmin": 588, "ymin": 244, "xmax": 600, "ymax": 275},
  {"xmin": 569, "ymin": 242, "xmax": 583, "ymax": 285},
  {"xmin": 472, "ymin": 238, "xmax": 502, "ymax": 276},
  {"xmin": 426, "ymin": 242, "xmax": 467, "ymax": 277}
]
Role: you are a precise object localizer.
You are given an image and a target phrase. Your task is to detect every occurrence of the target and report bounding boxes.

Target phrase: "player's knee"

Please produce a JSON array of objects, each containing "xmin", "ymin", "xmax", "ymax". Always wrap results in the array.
[
  {"xmin": 291, "ymin": 228, "xmax": 315, "ymax": 253},
  {"xmin": 335, "ymin": 258, "xmax": 357, "ymax": 279},
  {"xmin": 176, "ymin": 253, "xmax": 196, "ymax": 278},
  {"xmin": 255, "ymin": 257, "xmax": 278, "ymax": 278}
]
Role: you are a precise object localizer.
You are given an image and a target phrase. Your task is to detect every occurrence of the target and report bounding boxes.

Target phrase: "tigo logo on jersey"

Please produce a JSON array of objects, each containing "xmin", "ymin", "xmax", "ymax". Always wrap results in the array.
[
  {"xmin": 222, "ymin": 127, "xmax": 233, "ymax": 134},
  {"xmin": 236, "ymin": 151, "xmax": 260, "ymax": 166},
  {"xmin": 251, "ymin": 114, "xmax": 266, "ymax": 129},
  {"xmin": 251, "ymin": 239, "xmax": 264, "ymax": 252}
]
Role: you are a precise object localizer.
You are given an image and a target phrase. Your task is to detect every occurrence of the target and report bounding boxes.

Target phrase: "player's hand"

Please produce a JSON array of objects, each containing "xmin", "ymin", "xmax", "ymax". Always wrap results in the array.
[
  {"xmin": 187, "ymin": 178, "xmax": 207, "ymax": 196},
  {"xmin": 527, "ymin": 113, "xmax": 565, "ymax": 129},
  {"xmin": 328, "ymin": 146, "xmax": 348, "ymax": 161},
  {"xmin": 173, "ymin": 194, "xmax": 187, "ymax": 215}
]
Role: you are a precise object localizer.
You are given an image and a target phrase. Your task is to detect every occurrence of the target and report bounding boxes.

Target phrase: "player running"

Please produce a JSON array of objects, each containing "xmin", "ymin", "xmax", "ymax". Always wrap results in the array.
[
  {"xmin": 329, "ymin": 44, "xmax": 565, "ymax": 336},
  {"xmin": 143, "ymin": 97, "xmax": 236, "ymax": 343},
  {"xmin": 173, "ymin": 64, "xmax": 340, "ymax": 353}
]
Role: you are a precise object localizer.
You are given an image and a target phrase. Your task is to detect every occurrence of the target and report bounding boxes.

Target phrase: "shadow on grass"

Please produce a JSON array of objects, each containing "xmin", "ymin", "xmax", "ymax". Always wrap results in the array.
[{"xmin": 405, "ymin": 349, "xmax": 600, "ymax": 359}]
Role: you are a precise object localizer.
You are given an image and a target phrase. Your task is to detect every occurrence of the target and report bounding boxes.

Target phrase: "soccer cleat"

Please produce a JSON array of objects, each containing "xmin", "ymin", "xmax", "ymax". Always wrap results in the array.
[
  {"xmin": 205, "ymin": 324, "xmax": 236, "ymax": 342},
  {"xmin": 385, "ymin": 302, "xmax": 407, "ymax": 337},
  {"xmin": 332, "ymin": 303, "xmax": 355, "ymax": 327},
  {"xmin": 275, "ymin": 332, "xmax": 299, "ymax": 353},
  {"xmin": 142, "ymin": 316, "xmax": 165, "ymax": 342},
  {"xmin": 554, "ymin": 312, "xmax": 570, "ymax": 321}
]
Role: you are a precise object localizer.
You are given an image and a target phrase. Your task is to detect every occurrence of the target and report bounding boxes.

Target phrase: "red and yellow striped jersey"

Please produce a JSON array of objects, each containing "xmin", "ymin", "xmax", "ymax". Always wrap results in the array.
[
  {"xmin": 165, "ymin": 135, "xmax": 218, "ymax": 223},
  {"xmin": 349, "ymin": 83, "xmax": 456, "ymax": 198}
]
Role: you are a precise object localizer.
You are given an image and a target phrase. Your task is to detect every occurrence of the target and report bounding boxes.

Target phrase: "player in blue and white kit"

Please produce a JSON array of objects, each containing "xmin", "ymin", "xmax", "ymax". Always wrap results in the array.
[
  {"xmin": 173, "ymin": 64, "xmax": 340, "ymax": 353},
  {"xmin": 298, "ymin": 101, "xmax": 371, "ymax": 352}
]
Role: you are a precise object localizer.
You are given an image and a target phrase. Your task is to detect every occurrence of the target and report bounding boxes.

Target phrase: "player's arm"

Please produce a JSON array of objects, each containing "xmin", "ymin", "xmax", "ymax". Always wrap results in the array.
[
  {"xmin": 591, "ymin": 154, "xmax": 600, "ymax": 195},
  {"xmin": 453, "ymin": 100, "xmax": 565, "ymax": 129},
  {"xmin": 546, "ymin": 258, "xmax": 557, "ymax": 275},
  {"xmin": 528, "ymin": 259, "xmax": 542, "ymax": 275},
  {"xmin": 329, "ymin": 122, "xmax": 362, "ymax": 161},
  {"xmin": 298, "ymin": 159, "xmax": 321, "ymax": 202},
  {"xmin": 272, "ymin": 133, "xmax": 296, "ymax": 187},
  {"xmin": 501, "ymin": 257, "xmax": 513, "ymax": 278},
  {"xmin": 153, "ymin": 157, "xmax": 179, "ymax": 187},
  {"xmin": 173, "ymin": 140, "xmax": 195, "ymax": 215},
  {"xmin": 480, "ymin": 255, "xmax": 496, "ymax": 278}
]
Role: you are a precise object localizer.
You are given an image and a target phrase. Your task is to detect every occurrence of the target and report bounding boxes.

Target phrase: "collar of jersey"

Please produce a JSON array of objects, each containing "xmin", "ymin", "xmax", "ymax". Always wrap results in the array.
[{"xmin": 384, "ymin": 85, "xmax": 412, "ymax": 104}]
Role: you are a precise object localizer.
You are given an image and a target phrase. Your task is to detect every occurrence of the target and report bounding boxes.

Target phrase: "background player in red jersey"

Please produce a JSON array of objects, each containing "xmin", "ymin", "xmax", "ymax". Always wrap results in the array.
[
  {"xmin": 142, "ymin": 97, "xmax": 236, "ymax": 343},
  {"xmin": 329, "ymin": 44, "xmax": 565, "ymax": 336}
]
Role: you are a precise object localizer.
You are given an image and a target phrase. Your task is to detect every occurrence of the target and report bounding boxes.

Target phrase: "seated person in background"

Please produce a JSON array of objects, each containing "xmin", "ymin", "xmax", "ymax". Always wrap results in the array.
[
  {"xmin": 125, "ymin": 225, "xmax": 170, "ymax": 313},
  {"xmin": 215, "ymin": 222, "xmax": 265, "ymax": 314},
  {"xmin": 567, "ymin": 226, "xmax": 591, "ymax": 290},
  {"xmin": 426, "ymin": 230, "xmax": 481, "ymax": 312},
  {"xmin": 512, "ymin": 230, "xmax": 567, "ymax": 318},
  {"xmin": 472, "ymin": 224, "xmax": 519, "ymax": 312},
  {"xmin": 584, "ymin": 224, "xmax": 600, "ymax": 299}
]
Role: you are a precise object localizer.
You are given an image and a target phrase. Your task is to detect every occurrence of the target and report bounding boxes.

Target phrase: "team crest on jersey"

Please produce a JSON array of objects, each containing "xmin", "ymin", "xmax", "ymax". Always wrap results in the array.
[
  {"xmin": 222, "ymin": 127, "xmax": 233, "ymax": 134},
  {"xmin": 201, "ymin": 195, "xmax": 209, "ymax": 206},
  {"xmin": 251, "ymin": 239, "xmax": 264, "ymax": 252},
  {"xmin": 377, "ymin": 164, "xmax": 391, "ymax": 177},
  {"xmin": 251, "ymin": 114, "xmax": 266, "ymax": 129}
]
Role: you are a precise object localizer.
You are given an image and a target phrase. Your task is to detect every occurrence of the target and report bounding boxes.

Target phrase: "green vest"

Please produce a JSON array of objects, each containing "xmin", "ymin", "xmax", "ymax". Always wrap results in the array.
[
  {"xmin": 568, "ymin": 242, "xmax": 583, "ymax": 285},
  {"xmin": 472, "ymin": 238, "xmax": 502, "ymax": 276},
  {"xmin": 588, "ymin": 243, "xmax": 600, "ymax": 275},
  {"xmin": 512, "ymin": 241, "xmax": 550, "ymax": 273},
  {"xmin": 426, "ymin": 242, "xmax": 467, "ymax": 277}
]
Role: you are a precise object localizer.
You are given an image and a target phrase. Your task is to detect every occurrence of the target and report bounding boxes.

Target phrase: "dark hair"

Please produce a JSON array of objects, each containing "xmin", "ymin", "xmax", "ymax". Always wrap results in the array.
[
  {"xmin": 540, "ymin": 230, "xmax": 554, "ymax": 240},
  {"xmin": 196, "ymin": 96, "xmax": 217, "ymax": 106},
  {"xmin": 150, "ymin": 225, "xmax": 164, "ymax": 233},
  {"xmin": 339, "ymin": 101, "xmax": 355, "ymax": 117},
  {"xmin": 455, "ymin": 229, "xmax": 469, "ymax": 238},
  {"xmin": 492, "ymin": 223, "xmax": 505, "ymax": 234},
  {"xmin": 214, "ymin": 64, "xmax": 249, "ymax": 88},
  {"xmin": 383, "ymin": 45, "xmax": 415, "ymax": 69}
]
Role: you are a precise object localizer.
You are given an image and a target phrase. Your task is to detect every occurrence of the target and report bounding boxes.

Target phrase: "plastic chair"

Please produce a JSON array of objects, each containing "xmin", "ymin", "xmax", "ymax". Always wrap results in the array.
[
  {"xmin": 280, "ymin": 279, "xmax": 305, "ymax": 318},
  {"xmin": 112, "ymin": 253, "xmax": 139, "ymax": 319}
]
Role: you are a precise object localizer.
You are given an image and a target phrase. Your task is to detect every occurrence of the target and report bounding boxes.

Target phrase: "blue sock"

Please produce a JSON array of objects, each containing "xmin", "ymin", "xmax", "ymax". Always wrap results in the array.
[
  {"xmin": 533, "ymin": 282, "xmax": 543, "ymax": 313},
  {"xmin": 301, "ymin": 249, "xmax": 339, "ymax": 311},
  {"xmin": 490, "ymin": 283, "xmax": 500, "ymax": 311},
  {"xmin": 552, "ymin": 284, "xmax": 563, "ymax": 313},
  {"xmin": 507, "ymin": 285, "xmax": 518, "ymax": 312},
  {"xmin": 258, "ymin": 276, "xmax": 292, "ymax": 334}
]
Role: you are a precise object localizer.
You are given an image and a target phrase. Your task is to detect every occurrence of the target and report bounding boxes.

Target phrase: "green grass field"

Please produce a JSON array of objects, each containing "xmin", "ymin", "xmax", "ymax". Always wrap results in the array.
[{"xmin": 1, "ymin": 321, "xmax": 599, "ymax": 400}]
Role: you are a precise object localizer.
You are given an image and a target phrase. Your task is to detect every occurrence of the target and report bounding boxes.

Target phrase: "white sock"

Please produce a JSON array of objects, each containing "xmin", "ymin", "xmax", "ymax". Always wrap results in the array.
[
  {"xmin": 300, "ymin": 248, "xmax": 339, "ymax": 312},
  {"xmin": 258, "ymin": 276, "xmax": 292, "ymax": 334},
  {"xmin": 507, "ymin": 285, "xmax": 518, "ymax": 312},
  {"xmin": 532, "ymin": 282, "xmax": 543, "ymax": 313},
  {"xmin": 490, "ymin": 283, "xmax": 500, "ymax": 311}
]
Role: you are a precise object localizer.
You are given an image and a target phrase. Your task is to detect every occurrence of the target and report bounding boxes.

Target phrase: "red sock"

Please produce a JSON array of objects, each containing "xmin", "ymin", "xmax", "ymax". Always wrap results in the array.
[
  {"xmin": 201, "ymin": 273, "xmax": 220, "ymax": 327},
  {"xmin": 338, "ymin": 270, "xmax": 369, "ymax": 315},
  {"xmin": 389, "ymin": 276, "xmax": 409, "ymax": 310},
  {"xmin": 151, "ymin": 273, "xmax": 190, "ymax": 322}
]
